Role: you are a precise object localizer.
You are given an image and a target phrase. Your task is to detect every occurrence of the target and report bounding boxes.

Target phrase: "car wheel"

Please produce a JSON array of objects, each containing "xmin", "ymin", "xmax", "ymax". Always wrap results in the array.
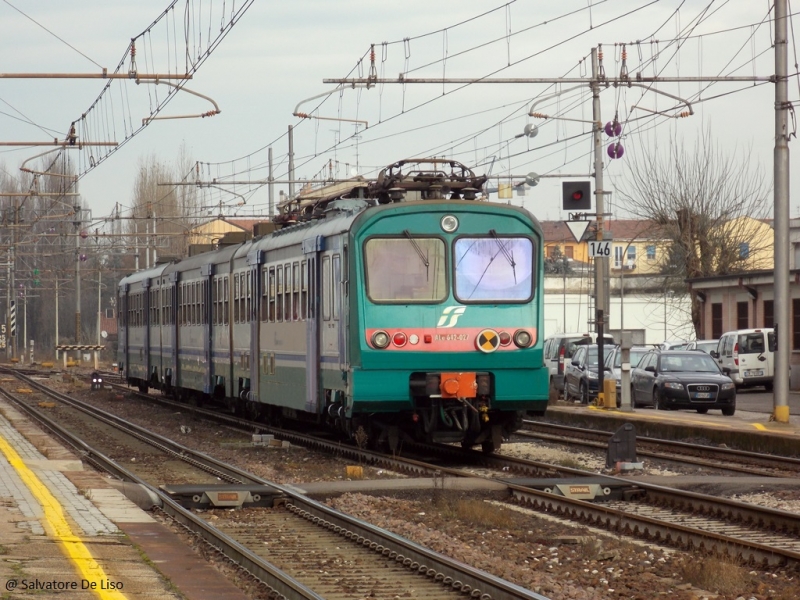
[
  {"xmin": 721, "ymin": 405, "xmax": 736, "ymax": 416},
  {"xmin": 696, "ymin": 407, "xmax": 709, "ymax": 414},
  {"xmin": 654, "ymin": 388, "xmax": 667, "ymax": 410},
  {"xmin": 580, "ymin": 382, "xmax": 589, "ymax": 405}
]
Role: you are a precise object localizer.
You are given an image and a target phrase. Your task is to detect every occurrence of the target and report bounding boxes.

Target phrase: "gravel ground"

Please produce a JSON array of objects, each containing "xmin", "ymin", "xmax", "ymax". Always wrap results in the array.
[{"xmin": 22, "ymin": 374, "xmax": 800, "ymax": 599}]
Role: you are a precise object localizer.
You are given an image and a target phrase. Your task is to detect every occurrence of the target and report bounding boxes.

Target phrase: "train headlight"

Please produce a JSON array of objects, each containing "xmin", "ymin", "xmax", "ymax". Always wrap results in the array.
[
  {"xmin": 371, "ymin": 331, "xmax": 390, "ymax": 349},
  {"xmin": 513, "ymin": 329, "xmax": 532, "ymax": 348},
  {"xmin": 440, "ymin": 215, "xmax": 459, "ymax": 233}
]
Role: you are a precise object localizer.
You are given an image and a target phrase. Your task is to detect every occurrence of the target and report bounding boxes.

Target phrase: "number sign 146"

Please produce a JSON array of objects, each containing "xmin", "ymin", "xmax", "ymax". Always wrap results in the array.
[{"xmin": 588, "ymin": 240, "xmax": 612, "ymax": 258}]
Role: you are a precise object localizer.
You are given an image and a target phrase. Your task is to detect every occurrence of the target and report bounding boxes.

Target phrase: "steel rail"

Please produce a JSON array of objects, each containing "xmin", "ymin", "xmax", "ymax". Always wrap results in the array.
[
  {"xmin": 95, "ymin": 376, "xmax": 800, "ymax": 567},
  {"xmin": 5, "ymin": 369, "xmax": 551, "ymax": 600}
]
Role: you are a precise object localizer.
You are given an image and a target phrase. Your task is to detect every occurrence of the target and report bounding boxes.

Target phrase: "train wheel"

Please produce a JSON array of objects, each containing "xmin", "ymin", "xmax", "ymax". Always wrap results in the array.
[
  {"xmin": 137, "ymin": 381, "xmax": 148, "ymax": 394},
  {"xmin": 481, "ymin": 425, "xmax": 503, "ymax": 454}
]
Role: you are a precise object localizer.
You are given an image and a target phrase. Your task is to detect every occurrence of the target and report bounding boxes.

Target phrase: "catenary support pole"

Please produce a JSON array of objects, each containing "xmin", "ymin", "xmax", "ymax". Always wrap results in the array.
[{"xmin": 773, "ymin": 0, "xmax": 791, "ymax": 422}]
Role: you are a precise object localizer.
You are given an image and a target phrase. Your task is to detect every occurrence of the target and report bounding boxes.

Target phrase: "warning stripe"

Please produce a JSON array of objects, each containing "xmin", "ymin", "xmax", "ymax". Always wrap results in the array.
[{"xmin": 0, "ymin": 434, "xmax": 128, "ymax": 599}]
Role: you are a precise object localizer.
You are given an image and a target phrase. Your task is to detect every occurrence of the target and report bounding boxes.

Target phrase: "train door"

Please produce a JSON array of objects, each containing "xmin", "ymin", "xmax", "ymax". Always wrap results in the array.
[
  {"xmin": 321, "ymin": 254, "xmax": 340, "ymax": 360},
  {"xmin": 302, "ymin": 235, "xmax": 322, "ymax": 413}
]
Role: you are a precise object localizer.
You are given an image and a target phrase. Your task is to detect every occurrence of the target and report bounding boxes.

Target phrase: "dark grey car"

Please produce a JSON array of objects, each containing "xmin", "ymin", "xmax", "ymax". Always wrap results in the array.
[{"xmin": 630, "ymin": 350, "xmax": 736, "ymax": 415}]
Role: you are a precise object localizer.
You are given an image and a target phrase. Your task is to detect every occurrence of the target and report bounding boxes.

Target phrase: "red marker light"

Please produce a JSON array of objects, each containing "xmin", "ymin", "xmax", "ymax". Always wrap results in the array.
[
  {"xmin": 499, "ymin": 332, "xmax": 512, "ymax": 346},
  {"xmin": 392, "ymin": 332, "xmax": 407, "ymax": 347},
  {"xmin": 424, "ymin": 334, "xmax": 432, "ymax": 344}
]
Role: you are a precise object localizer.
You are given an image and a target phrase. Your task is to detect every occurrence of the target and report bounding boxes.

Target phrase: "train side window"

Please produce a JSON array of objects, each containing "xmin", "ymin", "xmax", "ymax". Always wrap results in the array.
[
  {"xmin": 292, "ymin": 262, "xmax": 300, "ymax": 321},
  {"xmin": 242, "ymin": 272, "xmax": 248, "ymax": 322},
  {"xmin": 276, "ymin": 266, "xmax": 283, "ymax": 321},
  {"xmin": 212, "ymin": 279, "xmax": 217, "ymax": 325},
  {"xmin": 246, "ymin": 271, "xmax": 252, "ymax": 322},
  {"xmin": 284, "ymin": 263, "xmax": 291, "ymax": 321},
  {"xmin": 260, "ymin": 269, "xmax": 267, "ymax": 322},
  {"xmin": 223, "ymin": 276, "xmax": 229, "ymax": 325},
  {"xmin": 322, "ymin": 255, "xmax": 331, "ymax": 321},
  {"xmin": 202, "ymin": 280, "xmax": 207, "ymax": 324},
  {"xmin": 268, "ymin": 267, "xmax": 276, "ymax": 322},
  {"xmin": 332, "ymin": 254, "xmax": 341, "ymax": 321},
  {"xmin": 232, "ymin": 275, "xmax": 237, "ymax": 324},
  {"xmin": 301, "ymin": 261, "xmax": 308, "ymax": 320}
]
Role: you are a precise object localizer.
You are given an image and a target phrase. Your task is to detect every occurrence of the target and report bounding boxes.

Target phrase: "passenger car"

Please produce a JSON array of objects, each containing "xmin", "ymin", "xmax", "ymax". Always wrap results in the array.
[
  {"xmin": 564, "ymin": 344, "xmax": 615, "ymax": 404},
  {"xmin": 604, "ymin": 345, "xmax": 651, "ymax": 406},
  {"xmin": 685, "ymin": 339, "xmax": 719, "ymax": 354},
  {"xmin": 711, "ymin": 328, "xmax": 775, "ymax": 390},
  {"xmin": 630, "ymin": 350, "xmax": 736, "ymax": 415},
  {"xmin": 544, "ymin": 332, "xmax": 615, "ymax": 398}
]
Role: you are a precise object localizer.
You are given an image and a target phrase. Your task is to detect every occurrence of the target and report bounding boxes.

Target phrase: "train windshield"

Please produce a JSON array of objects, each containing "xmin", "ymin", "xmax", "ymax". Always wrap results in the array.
[
  {"xmin": 454, "ymin": 236, "xmax": 533, "ymax": 302},
  {"xmin": 364, "ymin": 237, "xmax": 447, "ymax": 302}
]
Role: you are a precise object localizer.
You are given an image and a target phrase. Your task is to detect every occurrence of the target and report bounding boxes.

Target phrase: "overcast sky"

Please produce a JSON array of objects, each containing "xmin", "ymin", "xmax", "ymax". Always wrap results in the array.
[{"xmin": 1, "ymin": 0, "xmax": 796, "ymax": 228}]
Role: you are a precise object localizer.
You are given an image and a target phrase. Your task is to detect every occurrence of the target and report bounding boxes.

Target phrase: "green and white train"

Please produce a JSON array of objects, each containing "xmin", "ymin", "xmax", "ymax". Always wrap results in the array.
[{"xmin": 118, "ymin": 159, "xmax": 548, "ymax": 452}]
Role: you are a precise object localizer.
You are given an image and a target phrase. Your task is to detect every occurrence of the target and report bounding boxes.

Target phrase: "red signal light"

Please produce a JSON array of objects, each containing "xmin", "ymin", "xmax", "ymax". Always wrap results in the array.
[{"xmin": 571, "ymin": 190, "xmax": 584, "ymax": 201}]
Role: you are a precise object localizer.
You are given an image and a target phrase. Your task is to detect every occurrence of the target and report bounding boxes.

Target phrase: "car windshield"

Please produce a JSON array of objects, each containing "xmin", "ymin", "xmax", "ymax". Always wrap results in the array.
[
  {"xmin": 696, "ymin": 341, "xmax": 718, "ymax": 353},
  {"xmin": 454, "ymin": 236, "xmax": 534, "ymax": 302},
  {"xmin": 365, "ymin": 237, "xmax": 447, "ymax": 302},
  {"xmin": 659, "ymin": 354, "xmax": 721, "ymax": 373},
  {"xmin": 610, "ymin": 348, "xmax": 648, "ymax": 368},
  {"xmin": 585, "ymin": 347, "xmax": 603, "ymax": 367}
]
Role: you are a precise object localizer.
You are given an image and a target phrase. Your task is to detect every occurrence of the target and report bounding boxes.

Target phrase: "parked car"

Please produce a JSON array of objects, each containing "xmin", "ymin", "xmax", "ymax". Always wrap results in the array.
[
  {"xmin": 630, "ymin": 350, "xmax": 736, "ymax": 415},
  {"xmin": 564, "ymin": 344, "xmax": 616, "ymax": 404},
  {"xmin": 685, "ymin": 339, "xmax": 719, "ymax": 354},
  {"xmin": 604, "ymin": 345, "xmax": 652, "ymax": 406},
  {"xmin": 711, "ymin": 328, "xmax": 775, "ymax": 390},
  {"xmin": 544, "ymin": 332, "xmax": 616, "ymax": 398}
]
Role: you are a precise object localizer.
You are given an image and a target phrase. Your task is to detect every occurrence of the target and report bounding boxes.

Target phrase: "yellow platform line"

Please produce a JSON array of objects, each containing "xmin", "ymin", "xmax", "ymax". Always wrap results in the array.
[{"xmin": 0, "ymin": 434, "xmax": 128, "ymax": 599}]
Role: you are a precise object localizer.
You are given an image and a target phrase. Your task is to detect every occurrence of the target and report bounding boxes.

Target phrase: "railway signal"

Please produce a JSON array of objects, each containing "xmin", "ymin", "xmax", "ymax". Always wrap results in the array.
[{"xmin": 562, "ymin": 181, "xmax": 591, "ymax": 210}]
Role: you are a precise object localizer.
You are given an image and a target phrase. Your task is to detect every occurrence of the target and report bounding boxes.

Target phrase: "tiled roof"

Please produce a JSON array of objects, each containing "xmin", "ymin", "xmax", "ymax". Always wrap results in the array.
[{"xmin": 541, "ymin": 219, "xmax": 663, "ymax": 243}]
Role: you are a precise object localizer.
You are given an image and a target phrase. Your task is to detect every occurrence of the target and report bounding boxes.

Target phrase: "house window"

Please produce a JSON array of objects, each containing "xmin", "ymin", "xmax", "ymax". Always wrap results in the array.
[
  {"xmin": 711, "ymin": 303, "xmax": 723, "ymax": 339},
  {"xmin": 563, "ymin": 246, "xmax": 574, "ymax": 259},
  {"xmin": 614, "ymin": 246, "xmax": 623, "ymax": 268},
  {"xmin": 646, "ymin": 245, "xmax": 656, "ymax": 260},
  {"xmin": 547, "ymin": 245, "xmax": 558, "ymax": 258},
  {"xmin": 627, "ymin": 246, "xmax": 636, "ymax": 264},
  {"xmin": 764, "ymin": 299, "xmax": 774, "ymax": 328},
  {"xmin": 739, "ymin": 242, "xmax": 750, "ymax": 259},
  {"xmin": 737, "ymin": 301, "xmax": 749, "ymax": 330}
]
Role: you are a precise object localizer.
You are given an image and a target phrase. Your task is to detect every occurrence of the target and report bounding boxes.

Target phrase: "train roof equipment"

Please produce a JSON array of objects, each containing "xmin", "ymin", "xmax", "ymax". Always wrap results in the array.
[{"xmin": 274, "ymin": 158, "xmax": 488, "ymax": 227}]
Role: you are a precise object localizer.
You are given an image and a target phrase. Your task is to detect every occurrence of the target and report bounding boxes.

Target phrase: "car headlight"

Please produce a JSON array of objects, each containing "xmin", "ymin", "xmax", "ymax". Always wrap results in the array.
[
  {"xmin": 587, "ymin": 370, "xmax": 598, "ymax": 379},
  {"xmin": 663, "ymin": 381, "xmax": 684, "ymax": 390},
  {"xmin": 721, "ymin": 382, "xmax": 735, "ymax": 390}
]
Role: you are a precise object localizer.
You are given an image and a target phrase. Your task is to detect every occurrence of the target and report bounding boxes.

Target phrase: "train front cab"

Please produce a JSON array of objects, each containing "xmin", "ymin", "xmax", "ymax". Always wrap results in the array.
[{"xmin": 348, "ymin": 201, "xmax": 548, "ymax": 452}]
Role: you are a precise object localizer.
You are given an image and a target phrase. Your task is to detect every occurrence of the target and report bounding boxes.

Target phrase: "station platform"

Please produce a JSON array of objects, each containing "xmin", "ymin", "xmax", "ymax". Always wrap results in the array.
[
  {"xmin": 0, "ymin": 399, "xmax": 251, "ymax": 600},
  {"xmin": 540, "ymin": 402, "xmax": 800, "ymax": 455}
]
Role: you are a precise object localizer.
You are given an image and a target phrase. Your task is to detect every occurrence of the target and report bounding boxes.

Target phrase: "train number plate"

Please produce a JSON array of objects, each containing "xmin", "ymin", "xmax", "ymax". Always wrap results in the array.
[
  {"xmin": 744, "ymin": 369, "xmax": 764, "ymax": 377},
  {"xmin": 693, "ymin": 392, "xmax": 711, "ymax": 399}
]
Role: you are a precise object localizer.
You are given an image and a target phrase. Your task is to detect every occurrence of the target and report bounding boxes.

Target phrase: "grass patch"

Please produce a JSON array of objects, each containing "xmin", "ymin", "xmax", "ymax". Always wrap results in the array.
[
  {"xmin": 0, "ymin": 544, "xmax": 7, "ymax": 555},
  {"xmin": 433, "ymin": 496, "xmax": 516, "ymax": 529},
  {"xmin": 554, "ymin": 457, "xmax": 584, "ymax": 470},
  {"xmin": 679, "ymin": 555, "xmax": 752, "ymax": 595}
]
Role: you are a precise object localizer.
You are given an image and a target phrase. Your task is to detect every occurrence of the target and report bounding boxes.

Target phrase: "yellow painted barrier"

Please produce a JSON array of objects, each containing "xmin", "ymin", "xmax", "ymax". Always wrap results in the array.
[{"xmin": 346, "ymin": 465, "xmax": 364, "ymax": 479}]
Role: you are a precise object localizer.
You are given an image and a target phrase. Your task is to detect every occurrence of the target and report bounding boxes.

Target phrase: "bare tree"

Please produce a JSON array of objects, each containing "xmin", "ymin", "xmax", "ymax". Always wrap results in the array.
[{"xmin": 614, "ymin": 128, "xmax": 772, "ymax": 335}]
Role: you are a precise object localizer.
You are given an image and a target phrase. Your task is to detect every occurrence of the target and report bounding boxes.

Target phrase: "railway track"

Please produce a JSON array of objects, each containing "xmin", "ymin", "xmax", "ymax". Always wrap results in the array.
[
  {"xmin": 518, "ymin": 420, "xmax": 800, "ymax": 477},
  {"xmin": 0, "ymin": 368, "xmax": 548, "ymax": 600},
  {"xmin": 81, "ymin": 375, "xmax": 800, "ymax": 568}
]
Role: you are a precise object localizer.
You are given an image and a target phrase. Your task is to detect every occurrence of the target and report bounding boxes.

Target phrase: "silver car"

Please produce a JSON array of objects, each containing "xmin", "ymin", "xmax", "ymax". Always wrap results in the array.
[{"xmin": 604, "ymin": 346, "xmax": 651, "ymax": 406}]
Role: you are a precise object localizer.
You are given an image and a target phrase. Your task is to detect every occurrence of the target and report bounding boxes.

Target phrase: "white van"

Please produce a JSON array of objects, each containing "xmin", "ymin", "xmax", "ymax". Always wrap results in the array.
[
  {"xmin": 711, "ymin": 328, "xmax": 775, "ymax": 390},
  {"xmin": 544, "ymin": 332, "xmax": 615, "ymax": 397}
]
